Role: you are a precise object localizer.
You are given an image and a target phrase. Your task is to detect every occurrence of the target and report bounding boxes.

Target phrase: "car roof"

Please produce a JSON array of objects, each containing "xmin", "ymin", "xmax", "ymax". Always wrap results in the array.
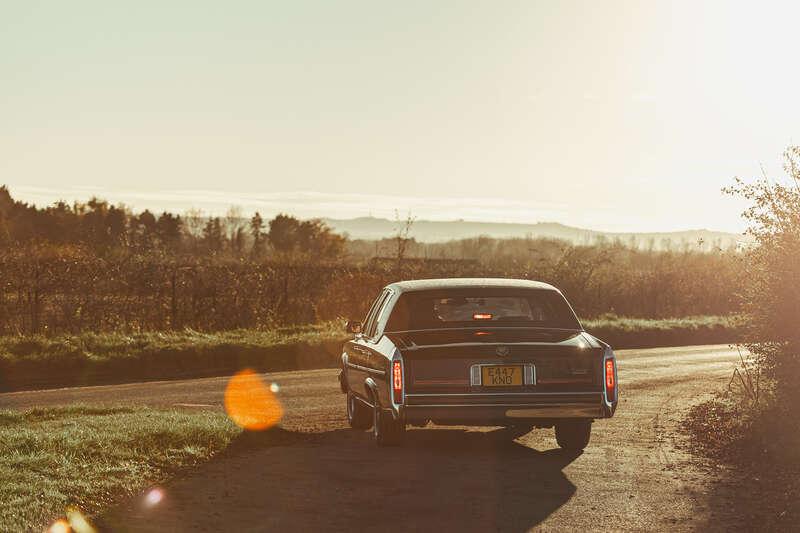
[{"xmin": 386, "ymin": 278, "xmax": 559, "ymax": 293}]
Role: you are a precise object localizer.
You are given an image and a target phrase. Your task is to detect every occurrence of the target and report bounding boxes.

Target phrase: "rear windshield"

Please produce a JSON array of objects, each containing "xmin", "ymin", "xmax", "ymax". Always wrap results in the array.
[{"xmin": 385, "ymin": 289, "xmax": 581, "ymax": 331}]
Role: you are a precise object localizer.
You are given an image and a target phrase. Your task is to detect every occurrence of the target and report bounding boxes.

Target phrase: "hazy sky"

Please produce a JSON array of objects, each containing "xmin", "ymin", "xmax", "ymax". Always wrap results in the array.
[{"xmin": 3, "ymin": 0, "xmax": 800, "ymax": 232}]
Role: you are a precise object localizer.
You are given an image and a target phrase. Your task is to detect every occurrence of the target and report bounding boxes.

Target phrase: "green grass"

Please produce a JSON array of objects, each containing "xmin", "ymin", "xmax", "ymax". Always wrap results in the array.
[
  {"xmin": 0, "ymin": 405, "xmax": 240, "ymax": 532},
  {"xmin": 0, "ymin": 316, "xmax": 742, "ymax": 392},
  {"xmin": 0, "ymin": 321, "xmax": 344, "ymax": 363},
  {"xmin": 583, "ymin": 314, "xmax": 736, "ymax": 331},
  {"xmin": 583, "ymin": 314, "xmax": 741, "ymax": 348}
]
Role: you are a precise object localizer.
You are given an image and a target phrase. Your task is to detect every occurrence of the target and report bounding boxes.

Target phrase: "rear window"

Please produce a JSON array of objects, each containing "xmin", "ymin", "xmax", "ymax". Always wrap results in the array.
[{"xmin": 385, "ymin": 289, "xmax": 581, "ymax": 331}]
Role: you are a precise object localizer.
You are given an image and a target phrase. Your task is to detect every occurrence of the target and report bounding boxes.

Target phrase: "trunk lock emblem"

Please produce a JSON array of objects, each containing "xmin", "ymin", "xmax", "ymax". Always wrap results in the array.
[{"xmin": 496, "ymin": 346, "xmax": 511, "ymax": 357}]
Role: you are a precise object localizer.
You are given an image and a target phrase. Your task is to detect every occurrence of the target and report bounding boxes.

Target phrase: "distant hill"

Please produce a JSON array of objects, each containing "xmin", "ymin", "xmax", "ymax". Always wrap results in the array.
[{"xmin": 322, "ymin": 217, "xmax": 748, "ymax": 249}]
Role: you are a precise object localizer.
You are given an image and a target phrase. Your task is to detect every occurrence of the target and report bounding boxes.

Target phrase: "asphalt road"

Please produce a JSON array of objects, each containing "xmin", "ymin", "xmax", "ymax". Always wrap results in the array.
[{"xmin": 1, "ymin": 344, "xmax": 742, "ymax": 532}]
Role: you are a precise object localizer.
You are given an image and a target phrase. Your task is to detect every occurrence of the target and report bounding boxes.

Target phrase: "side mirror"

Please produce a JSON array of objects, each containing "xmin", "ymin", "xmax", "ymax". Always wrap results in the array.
[{"xmin": 346, "ymin": 320, "xmax": 362, "ymax": 335}]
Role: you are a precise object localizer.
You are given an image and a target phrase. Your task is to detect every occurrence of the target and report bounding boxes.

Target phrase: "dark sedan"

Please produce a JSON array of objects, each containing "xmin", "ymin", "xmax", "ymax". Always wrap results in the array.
[{"xmin": 339, "ymin": 278, "xmax": 618, "ymax": 448}]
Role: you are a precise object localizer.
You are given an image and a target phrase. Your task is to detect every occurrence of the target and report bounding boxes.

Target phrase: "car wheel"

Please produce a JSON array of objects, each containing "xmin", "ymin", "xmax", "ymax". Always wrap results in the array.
[
  {"xmin": 346, "ymin": 392, "xmax": 372, "ymax": 430},
  {"xmin": 373, "ymin": 402, "xmax": 405, "ymax": 446},
  {"xmin": 554, "ymin": 419, "xmax": 591, "ymax": 451}
]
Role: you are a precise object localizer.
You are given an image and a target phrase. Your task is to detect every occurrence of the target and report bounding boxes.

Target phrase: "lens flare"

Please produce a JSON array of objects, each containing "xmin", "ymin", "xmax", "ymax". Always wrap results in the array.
[
  {"xmin": 224, "ymin": 369, "xmax": 283, "ymax": 430},
  {"xmin": 47, "ymin": 519, "xmax": 70, "ymax": 533},
  {"xmin": 66, "ymin": 506, "xmax": 97, "ymax": 533},
  {"xmin": 144, "ymin": 487, "xmax": 164, "ymax": 507}
]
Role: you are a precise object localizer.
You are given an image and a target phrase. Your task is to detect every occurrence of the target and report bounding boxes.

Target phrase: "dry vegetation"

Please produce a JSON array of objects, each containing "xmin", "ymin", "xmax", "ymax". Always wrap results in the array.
[
  {"xmin": 682, "ymin": 147, "xmax": 800, "ymax": 529},
  {"xmin": 0, "ymin": 186, "xmax": 745, "ymax": 336}
]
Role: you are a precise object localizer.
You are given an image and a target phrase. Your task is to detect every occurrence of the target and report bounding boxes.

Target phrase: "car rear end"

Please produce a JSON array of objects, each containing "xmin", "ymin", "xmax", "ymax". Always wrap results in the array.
[{"xmin": 384, "ymin": 287, "xmax": 618, "ymax": 428}]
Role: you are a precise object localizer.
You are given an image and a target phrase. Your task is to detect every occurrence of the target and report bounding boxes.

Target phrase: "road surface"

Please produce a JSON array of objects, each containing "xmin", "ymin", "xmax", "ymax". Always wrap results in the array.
[{"xmin": 1, "ymin": 344, "xmax": 742, "ymax": 532}]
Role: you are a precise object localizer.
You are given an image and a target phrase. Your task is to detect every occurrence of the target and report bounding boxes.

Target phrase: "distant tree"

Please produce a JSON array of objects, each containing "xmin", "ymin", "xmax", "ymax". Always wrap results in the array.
[
  {"xmin": 250, "ymin": 212, "xmax": 265, "ymax": 257},
  {"xmin": 106, "ymin": 206, "xmax": 127, "ymax": 247},
  {"xmin": 0, "ymin": 215, "xmax": 10, "ymax": 247},
  {"xmin": 393, "ymin": 211, "xmax": 416, "ymax": 268},
  {"xmin": 297, "ymin": 219, "xmax": 345, "ymax": 259},
  {"xmin": 130, "ymin": 210, "xmax": 157, "ymax": 250},
  {"xmin": 155, "ymin": 212, "xmax": 182, "ymax": 249},
  {"xmin": 202, "ymin": 217, "xmax": 225, "ymax": 252},
  {"xmin": 268, "ymin": 214, "xmax": 301, "ymax": 252},
  {"xmin": 183, "ymin": 208, "xmax": 206, "ymax": 237},
  {"xmin": 267, "ymin": 214, "xmax": 344, "ymax": 259},
  {"xmin": 224, "ymin": 206, "xmax": 246, "ymax": 253}
]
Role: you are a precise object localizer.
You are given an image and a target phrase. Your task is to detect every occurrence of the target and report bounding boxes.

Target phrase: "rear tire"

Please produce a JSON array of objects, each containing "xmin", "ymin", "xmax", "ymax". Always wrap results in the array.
[
  {"xmin": 346, "ymin": 392, "xmax": 372, "ymax": 430},
  {"xmin": 373, "ymin": 402, "xmax": 405, "ymax": 446},
  {"xmin": 555, "ymin": 419, "xmax": 591, "ymax": 450}
]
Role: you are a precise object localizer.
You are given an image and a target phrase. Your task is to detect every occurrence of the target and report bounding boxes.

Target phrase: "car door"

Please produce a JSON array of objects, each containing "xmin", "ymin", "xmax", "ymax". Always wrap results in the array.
[
  {"xmin": 346, "ymin": 289, "xmax": 390, "ymax": 398},
  {"xmin": 361, "ymin": 289, "xmax": 395, "ymax": 405}
]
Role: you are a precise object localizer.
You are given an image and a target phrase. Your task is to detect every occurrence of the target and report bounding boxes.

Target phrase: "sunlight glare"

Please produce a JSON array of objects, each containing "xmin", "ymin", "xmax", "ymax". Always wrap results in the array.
[
  {"xmin": 224, "ymin": 369, "xmax": 283, "ymax": 430},
  {"xmin": 47, "ymin": 519, "xmax": 70, "ymax": 533},
  {"xmin": 66, "ymin": 506, "xmax": 97, "ymax": 533},
  {"xmin": 144, "ymin": 487, "xmax": 164, "ymax": 507}
]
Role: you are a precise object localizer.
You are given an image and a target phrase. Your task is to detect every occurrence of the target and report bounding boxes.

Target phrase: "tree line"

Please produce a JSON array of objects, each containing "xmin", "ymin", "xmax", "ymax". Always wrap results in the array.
[
  {"xmin": 0, "ymin": 185, "xmax": 746, "ymax": 334},
  {"xmin": 0, "ymin": 187, "xmax": 345, "ymax": 259}
]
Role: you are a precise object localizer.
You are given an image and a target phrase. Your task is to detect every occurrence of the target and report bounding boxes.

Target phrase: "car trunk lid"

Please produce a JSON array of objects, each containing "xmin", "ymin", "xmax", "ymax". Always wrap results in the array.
[{"xmin": 387, "ymin": 328, "xmax": 603, "ymax": 394}]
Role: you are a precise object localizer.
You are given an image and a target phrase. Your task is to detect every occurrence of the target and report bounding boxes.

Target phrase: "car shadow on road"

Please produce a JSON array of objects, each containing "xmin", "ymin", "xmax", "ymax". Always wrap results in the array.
[{"xmin": 102, "ymin": 426, "xmax": 581, "ymax": 533}]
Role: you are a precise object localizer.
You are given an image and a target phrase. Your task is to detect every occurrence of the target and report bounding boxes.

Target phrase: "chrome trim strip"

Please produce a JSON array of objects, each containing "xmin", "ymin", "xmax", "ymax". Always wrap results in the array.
[
  {"xmin": 470, "ymin": 365, "xmax": 481, "ymax": 386},
  {"xmin": 524, "ymin": 364, "xmax": 536, "ymax": 385},
  {"xmin": 346, "ymin": 361, "xmax": 386, "ymax": 376},
  {"xmin": 386, "ymin": 327, "xmax": 583, "ymax": 334},
  {"xmin": 406, "ymin": 391, "xmax": 600, "ymax": 397},
  {"xmin": 405, "ymin": 403, "xmax": 599, "ymax": 408}
]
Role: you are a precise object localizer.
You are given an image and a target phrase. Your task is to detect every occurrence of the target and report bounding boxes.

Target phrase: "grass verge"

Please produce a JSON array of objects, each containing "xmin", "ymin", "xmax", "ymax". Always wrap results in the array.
[
  {"xmin": 0, "ymin": 316, "xmax": 741, "ymax": 392},
  {"xmin": 0, "ymin": 405, "xmax": 240, "ymax": 532},
  {"xmin": 584, "ymin": 314, "xmax": 740, "ymax": 349}
]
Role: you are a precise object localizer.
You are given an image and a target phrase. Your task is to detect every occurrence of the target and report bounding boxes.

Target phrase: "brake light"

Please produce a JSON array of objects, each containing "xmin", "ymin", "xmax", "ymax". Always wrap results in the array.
[
  {"xmin": 392, "ymin": 361, "xmax": 403, "ymax": 404},
  {"xmin": 473, "ymin": 313, "xmax": 493, "ymax": 320},
  {"xmin": 605, "ymin": 359, "xmax": 615, "ymax": 396}
]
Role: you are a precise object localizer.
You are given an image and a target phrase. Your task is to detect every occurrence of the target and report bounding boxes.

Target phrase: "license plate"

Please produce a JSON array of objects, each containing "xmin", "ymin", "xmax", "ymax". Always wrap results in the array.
[{"xmin": 481, "ymin": 365, "xmax": 523, "ymax": 387}]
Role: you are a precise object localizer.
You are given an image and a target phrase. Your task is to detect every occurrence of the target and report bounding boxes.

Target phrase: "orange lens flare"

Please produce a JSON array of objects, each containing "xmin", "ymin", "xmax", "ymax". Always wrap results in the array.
[
  {"xmin": 47, "ymin": 520, "xmax": 70, "ymax": 533},
  {"xmin": 66, "ymin": 506, "xmax": 97, "ymax": 533},
  {"xmin": 224, "ymin": 369, "xmax": 283, "ymax": 431}
]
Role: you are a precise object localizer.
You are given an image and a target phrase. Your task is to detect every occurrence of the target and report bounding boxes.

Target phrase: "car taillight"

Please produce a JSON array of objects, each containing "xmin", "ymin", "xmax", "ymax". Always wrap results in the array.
[
  {"xmin": 392, "ymin": 361, "xmax": 403, "ymax": 404},
  {"xmin": 605, "ymin": 359, "xmax": 615, "ymax": 397}
]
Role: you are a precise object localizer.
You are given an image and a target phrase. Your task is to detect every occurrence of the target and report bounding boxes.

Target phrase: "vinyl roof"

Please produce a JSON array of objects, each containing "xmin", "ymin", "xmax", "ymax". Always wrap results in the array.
[{"xmin": 386, "ymin": 278, "xmax": 559, "ymax": 293}]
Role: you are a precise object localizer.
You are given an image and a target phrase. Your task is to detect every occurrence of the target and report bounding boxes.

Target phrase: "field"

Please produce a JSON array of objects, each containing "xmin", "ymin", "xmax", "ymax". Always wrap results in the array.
[
  {"xmin": 0, "ymin": 406, "xmax": 239, "ymax": 532},
  {"xmin": 0, "ymin": 316, "xmax": 741, "ymax": 392}
]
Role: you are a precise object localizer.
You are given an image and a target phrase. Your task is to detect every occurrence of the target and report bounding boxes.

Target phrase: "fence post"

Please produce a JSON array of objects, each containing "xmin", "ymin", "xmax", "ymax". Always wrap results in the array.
[
  {"xmin": 171, "ymin": 269, "xmax": 177, "ymax": 330},
  {"xmin": 31, "ymin": 265, "xmax": 40, "ymax": 334}
]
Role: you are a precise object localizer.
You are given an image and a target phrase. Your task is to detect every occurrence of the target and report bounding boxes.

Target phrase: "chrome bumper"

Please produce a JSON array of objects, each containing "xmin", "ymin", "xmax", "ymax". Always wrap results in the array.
[{"xmin": 401, "ymin": 392, "xmax": 610, "ymax": 424}]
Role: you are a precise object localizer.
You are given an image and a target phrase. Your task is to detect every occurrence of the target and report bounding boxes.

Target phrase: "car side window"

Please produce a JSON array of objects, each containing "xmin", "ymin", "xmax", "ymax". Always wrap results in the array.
[
  {"xmin": 364, "ymin": 290, "xmax": 391, "ymax": 340},
  {"xmin": 367, "ymin": 291, "xmax": 393, "ymax": 340},
  {"xmin": 362, "ymin": 290, "xmax": 388, "ymax": 339}
]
